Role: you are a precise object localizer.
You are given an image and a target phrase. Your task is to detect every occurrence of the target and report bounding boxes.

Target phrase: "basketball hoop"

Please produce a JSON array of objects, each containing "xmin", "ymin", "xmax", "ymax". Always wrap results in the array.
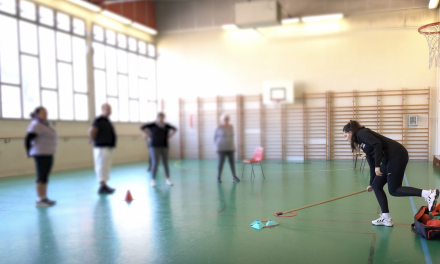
[{"xmin": 419, "ymin": 22, "xmax": 440, "ymax": 69}]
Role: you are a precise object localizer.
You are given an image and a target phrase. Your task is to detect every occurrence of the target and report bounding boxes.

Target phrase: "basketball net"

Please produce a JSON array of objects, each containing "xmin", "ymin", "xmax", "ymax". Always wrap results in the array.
[
  {"xmin": 419, "ymin": 22, "xmax": 440, "ymax": 69},
  {"xmin": 272, "ymin": 99, "xmax": 282, "ymax": 109}
]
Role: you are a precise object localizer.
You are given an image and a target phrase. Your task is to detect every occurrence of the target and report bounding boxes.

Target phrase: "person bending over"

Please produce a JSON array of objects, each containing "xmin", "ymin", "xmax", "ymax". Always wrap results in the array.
[{"xmin": 343, "ymin": 120, "xmax": 438, "ymax": 226}]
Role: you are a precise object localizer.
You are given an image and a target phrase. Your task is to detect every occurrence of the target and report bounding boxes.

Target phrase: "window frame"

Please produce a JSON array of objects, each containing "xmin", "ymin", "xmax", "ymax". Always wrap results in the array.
[
  {"xmin": 92, "ymin": 23, "xmax": 157, "ymax": 124},
  {"xmin": 0, "ymin": 0, "xmax": 89, "ymax": 122}
]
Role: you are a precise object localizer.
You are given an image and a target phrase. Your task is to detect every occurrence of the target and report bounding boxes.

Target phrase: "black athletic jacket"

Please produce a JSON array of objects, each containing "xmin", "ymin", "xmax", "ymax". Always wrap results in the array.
[{"xmin": 356, "ymin": 127, "xmax": 407, "ymax": 184}]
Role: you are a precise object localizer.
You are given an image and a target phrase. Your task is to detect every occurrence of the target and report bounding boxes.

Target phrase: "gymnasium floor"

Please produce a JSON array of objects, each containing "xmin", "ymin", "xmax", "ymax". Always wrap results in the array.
[{"xmin": 0, "ymin": 160, "xmax": 439, "ymax": 264}]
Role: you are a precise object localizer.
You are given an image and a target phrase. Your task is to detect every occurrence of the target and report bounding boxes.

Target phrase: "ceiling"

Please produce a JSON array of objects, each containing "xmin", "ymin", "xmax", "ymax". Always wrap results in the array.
[{"xmin": 154, "ymin": 0, "xmax": 431, "ymax": 32}]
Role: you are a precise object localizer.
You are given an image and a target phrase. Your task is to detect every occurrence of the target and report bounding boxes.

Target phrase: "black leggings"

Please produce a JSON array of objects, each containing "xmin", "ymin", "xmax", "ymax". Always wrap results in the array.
[
  {"xmin": 34, "ymin": 156, "xmax": 54, "ymax": 184},
  {"xmin": 371, "ymin": 151, "xmax": 422, "ymax": 213},
  {"xmin": 217, "ymin": 151, "xmax": 237, "ymax": 179}
]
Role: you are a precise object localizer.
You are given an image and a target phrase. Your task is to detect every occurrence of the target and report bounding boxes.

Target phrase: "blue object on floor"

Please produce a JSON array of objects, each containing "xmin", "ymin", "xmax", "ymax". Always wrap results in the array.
[
  {"xmin": 251, "ymin": 220, "xmax": 265, "ymax": 230},
  {"xmin": 250, "ymin": 220, "xmax": 263, "ymax": 226},
  {"xmin": 265, "ymin": 220, "xmax": 278, "ymax": 226}
]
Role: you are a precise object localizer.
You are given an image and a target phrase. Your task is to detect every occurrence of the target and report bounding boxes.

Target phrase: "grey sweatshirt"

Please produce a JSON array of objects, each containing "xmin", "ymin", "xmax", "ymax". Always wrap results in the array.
[
  {"xmin": 214, "ymin": 125, "xmax": 235, "ymax": 151},
  {"xmin": 27, "ymin": 119, "xmax": 58, "ymax": 156}
]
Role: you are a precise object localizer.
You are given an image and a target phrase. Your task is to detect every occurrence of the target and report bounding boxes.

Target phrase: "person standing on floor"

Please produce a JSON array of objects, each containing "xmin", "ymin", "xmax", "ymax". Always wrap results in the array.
[
  {"xmin": 25, "ymin": 107, "xmax": 58, "ymax": 207},
  {"xmin": 214, "ymin": 114, "xmax": 240, "ymax": 183},
  {"xmin": 343, "ymin": 120, "xmax": 438, "ymax": 227},
  {"xmin": 89, "ymin": 103, "xmax": 116, "ymax": 194},
  {"xmin": 141, "ymin": 112, "xmax": 177, "ymax": 187}
]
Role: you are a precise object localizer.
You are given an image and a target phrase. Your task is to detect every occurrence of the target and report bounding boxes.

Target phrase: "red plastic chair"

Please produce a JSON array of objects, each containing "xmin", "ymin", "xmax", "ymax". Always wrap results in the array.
[{"xmin": 241, "ymin": 147, "xmax": 265, "ymax": 179}]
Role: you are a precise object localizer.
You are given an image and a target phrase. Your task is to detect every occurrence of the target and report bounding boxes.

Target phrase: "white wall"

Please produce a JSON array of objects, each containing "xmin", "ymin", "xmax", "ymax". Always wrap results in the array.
[
  {"xmin": 156, "ymin": 8, "xmax": 439, "ymax": 158},
  {"xmin": 0, "ymin": 0, "xmax": 154, "ymax": 177}
]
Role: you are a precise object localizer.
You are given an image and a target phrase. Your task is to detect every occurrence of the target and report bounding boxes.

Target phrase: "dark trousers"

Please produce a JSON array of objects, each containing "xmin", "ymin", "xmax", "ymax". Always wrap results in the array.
[
  {"xmin": 217, "ymin": 151, "xmax": 237, "ymax": 179},
  {"xmin": 149, "ymin": 147, "xmax": 170, "ymax": 180},
  {"xmin": 34, "ymin": 156, "xmax": 54, "ymax": 184},
  {"xmin": 372, "ymin": 151, "xmax": 422, "ymax": 213}
]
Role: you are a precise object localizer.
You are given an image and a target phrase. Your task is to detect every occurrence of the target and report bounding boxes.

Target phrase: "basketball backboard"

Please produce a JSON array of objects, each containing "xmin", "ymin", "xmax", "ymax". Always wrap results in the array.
[{"xmin": 263, "ymin": 80, "xmax": 294, "ymax": 105}]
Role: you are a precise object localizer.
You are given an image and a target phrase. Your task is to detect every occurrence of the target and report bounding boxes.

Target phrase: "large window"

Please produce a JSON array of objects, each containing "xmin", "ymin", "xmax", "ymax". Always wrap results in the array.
[
  {"xmin": 0, "ymin": 0, "xmax": 88, "ymax": 120},
  {"xmin": 92, "ymin": 25, "xmax": 157, "ymax": 123}
]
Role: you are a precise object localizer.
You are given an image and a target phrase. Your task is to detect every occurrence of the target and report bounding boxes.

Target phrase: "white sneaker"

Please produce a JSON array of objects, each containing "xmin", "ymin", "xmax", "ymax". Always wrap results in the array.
[
  {"xmin": 372, "ymin": 214, "xmax": 394, "ymax": 227},
  {"xmin": 166, "ymin": 178, "xmax": 173, "ymax": 186},
  {"xmin": 151, "ymin": 180, "xmax": 156, "ymax": 187},
  {"xmin": 425, "ymin": 189, "xmax": 439, "ymax": 211}
]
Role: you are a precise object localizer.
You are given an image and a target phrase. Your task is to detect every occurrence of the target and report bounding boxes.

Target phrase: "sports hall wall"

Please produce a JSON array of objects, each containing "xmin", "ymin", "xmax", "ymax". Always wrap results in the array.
[
  {"xmin": 0, "ymin": 0, "xmax": 154, "ymax": 177},
  {"xmin": 156, "ymin": 7, "xmax": 440, "ymax": 160}
]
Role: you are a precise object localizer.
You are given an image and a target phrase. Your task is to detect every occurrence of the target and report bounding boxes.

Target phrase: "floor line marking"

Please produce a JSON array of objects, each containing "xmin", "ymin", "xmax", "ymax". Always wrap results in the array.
[
  {"xmin": 404, "ymin": 173, "xmax": 432, "ymax": 264},
  {"xmin": 368, "ymin": 233, "xmax": 376, "ymax": 264}
]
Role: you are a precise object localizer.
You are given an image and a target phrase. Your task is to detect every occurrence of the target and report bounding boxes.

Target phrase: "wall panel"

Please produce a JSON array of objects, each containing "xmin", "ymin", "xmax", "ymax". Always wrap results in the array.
[{"xmin": 174, "ymin": 88, "xmax": 430, "ymax": 161}]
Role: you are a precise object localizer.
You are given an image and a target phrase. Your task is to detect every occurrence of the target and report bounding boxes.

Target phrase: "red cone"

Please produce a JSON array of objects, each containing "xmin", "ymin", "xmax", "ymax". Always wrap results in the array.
[{"xmin": 125, "ymin": 190, "xmax": 133, "ymax": 202}]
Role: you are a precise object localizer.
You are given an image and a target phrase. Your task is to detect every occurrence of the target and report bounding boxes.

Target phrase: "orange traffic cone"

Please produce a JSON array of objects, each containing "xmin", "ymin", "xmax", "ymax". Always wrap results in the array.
[{"xmin": 125, "ymin": 190, "xmax": 133, "ymax": 202}]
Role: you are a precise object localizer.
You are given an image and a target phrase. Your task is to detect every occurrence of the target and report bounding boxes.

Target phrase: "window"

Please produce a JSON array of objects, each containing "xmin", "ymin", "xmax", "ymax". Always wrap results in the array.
[
  {"xmin": 20, "ymin": 21, "xmax": 39, "ymax": 55},
  {"xmin": 92, "ymin": 25, "xmax": 157, "ymax": 122},
  {"xmin": 39, "ymin": 6, "xmax": 54, "ymax": 26},
  {"xmin": 128, "ymin": 37, "xmax": 137, "ymax": 52},
  {"xmin": 1, "ymin": 85, "xmax": 22, "ymax": 118},
  {"xmin": 72, "ymin": 18, "xmax": 85, "ymax": 36},
  {"xmin": 0, "ymin": 0, "xmax": 16, "ymax": 14},
  {"xmin": 138, "ymin": 41, "xmax": 146, "ymax": 55},
  {"xmin": 56, "ymin": 12, "xmax": 70, "ymax": 31},
  {"xmin": 148, "ymin": 44, "xmax": 156, "ymax": 57},
  {"xmin": 0, "ymin": 15, "xmax": 20, "ymax": 84},
  {"xmin": 39, "ymin": 27, "xmax": 57, "ymax": 89},
  {"xmin": 20, "ymin": 0, "xmax": 36, "ymax": 21},
  {"xmin": 0, "ymin": 2, "xmax": 89, "ymax": 120}
]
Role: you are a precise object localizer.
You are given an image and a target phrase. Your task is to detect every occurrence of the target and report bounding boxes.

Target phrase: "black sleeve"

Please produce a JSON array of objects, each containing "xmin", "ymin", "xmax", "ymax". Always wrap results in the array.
[
  {"xmin": 365, "ymin": 154, "xmax": 376, "ymax": 185},
  {"xmin": 25, "ymin": 132, "xmax": 37, "ymax": 156},
  {"xmin": 92, "ymin": 118, "xmax": 100, "ymax": 127},
  {"xmin": 141, "ymin": 123, "xmax": 154, "ymax": 130},
  {"xmin": 357, "ymin": 130, "xmax": 382, "ymax": 167},
  {"xmin": 166, "ymin": 124, "xmax": 177, "ymax": 131}
]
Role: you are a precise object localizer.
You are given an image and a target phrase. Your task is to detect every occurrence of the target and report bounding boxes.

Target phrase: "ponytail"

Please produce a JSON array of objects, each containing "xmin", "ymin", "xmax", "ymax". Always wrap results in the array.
[
  {"xmin": 342, "ymin": 120, "xmax": 362, "ymax": 152},
  {"xmin": 30, "ymin": 107, "xmax": 44, "ymax": 119}
]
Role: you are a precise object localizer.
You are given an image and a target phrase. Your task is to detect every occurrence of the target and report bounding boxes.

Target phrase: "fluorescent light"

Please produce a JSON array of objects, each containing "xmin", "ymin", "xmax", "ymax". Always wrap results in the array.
[
  {"xmin": 222, "ymin": 24, "xmax": 238, "ymax": 30},
  {"xmin": 281, "ymin": 18, "xmax": 300, "ymax": 25},
  {"xmin": 429, "ymin": 0, "xmax": 440, "ymax": 9},
  {"xmin": 132, "ymin": 22, "xmax": 158, "ymax": 35},
  {"xmin": 301, "ymin": 13, "xmax": 343, "ymax": 23},
  {"xmin": 65, "ymin": 0, "xmax": 101, "ymax": 12},
  {"xmin": 101, "ymin": 10, "xmax": 132, "ymax": 25}
]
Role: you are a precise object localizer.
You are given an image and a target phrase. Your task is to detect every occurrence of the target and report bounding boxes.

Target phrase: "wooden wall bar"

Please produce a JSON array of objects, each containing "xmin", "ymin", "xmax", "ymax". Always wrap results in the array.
[{"xmin": 174, "ymin": 88, "xmax": 430, "ymax": 161}]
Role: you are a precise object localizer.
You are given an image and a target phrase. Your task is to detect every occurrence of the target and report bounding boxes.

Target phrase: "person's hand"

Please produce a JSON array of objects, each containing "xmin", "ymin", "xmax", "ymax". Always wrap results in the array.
[
  {"xmin": 366, "ymin": 185, "xmax": 373, "ymax": 192},
  {"xmin": 375, "ymin": 167, "xmax": 382, "ymax": 176},
  {"xmin": 88, "ymin": 139, "xmax": 93, "ymax": 145}
]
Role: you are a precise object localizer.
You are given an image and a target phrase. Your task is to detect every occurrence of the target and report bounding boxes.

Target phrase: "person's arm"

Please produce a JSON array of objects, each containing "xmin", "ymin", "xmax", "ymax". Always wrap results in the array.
[
  {"xmin": 88, "ymin": 126, "xmax": 98, "ymax": 144},
  {"xmin": 214, "ymin": 127, "xmax": 219, "ymax": 142},
  {"xmin": 358, "ymin": 130, "xmax": 383, "ymax": 175},
  {"xmin": 167, "ymin": 124, "xmax": 177, "ymax": 138},
  {"xmin": 365, "ymin": 154, "xmax": 376, "ymax": 190},
  {"xmin": 88, "ymin": 118, "xmax": 100, "ymax": 144},
  {"xmin": 24, "ymin": 132, "xmax": 37, "ymax": 157},
  {"xmin": 140, "ymin": 124, "xmax": 152, "ymax": 139}
]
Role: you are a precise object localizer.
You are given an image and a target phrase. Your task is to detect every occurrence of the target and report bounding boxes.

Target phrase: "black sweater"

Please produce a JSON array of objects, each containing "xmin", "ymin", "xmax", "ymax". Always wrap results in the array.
[
  {"xmin": 357, "ymin": 127, "xmax": 407, "ymax": 184},
  {"xmin": 141, "ymin": 122, "xmax": 177, "ymax": 148}
]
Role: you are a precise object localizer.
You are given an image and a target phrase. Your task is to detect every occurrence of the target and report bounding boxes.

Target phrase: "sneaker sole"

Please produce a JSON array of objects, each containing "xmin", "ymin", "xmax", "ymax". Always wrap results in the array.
[
  {"xmin": 429, "ymin": 189, "xmax": 439, "ymax": 212},
  {"xmin": 36, "ymin": 203, "xmax": 51, "ymax": 207},
  {"xmin": 372, "ymin": 222, "xmax": 393, "ymax": 227}
]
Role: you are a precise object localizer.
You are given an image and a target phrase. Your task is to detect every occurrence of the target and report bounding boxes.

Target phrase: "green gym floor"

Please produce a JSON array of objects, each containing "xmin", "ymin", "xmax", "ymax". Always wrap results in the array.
[{"xmin": 0, "ymin": 160, "xmax": 439, "ymax": 264}]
